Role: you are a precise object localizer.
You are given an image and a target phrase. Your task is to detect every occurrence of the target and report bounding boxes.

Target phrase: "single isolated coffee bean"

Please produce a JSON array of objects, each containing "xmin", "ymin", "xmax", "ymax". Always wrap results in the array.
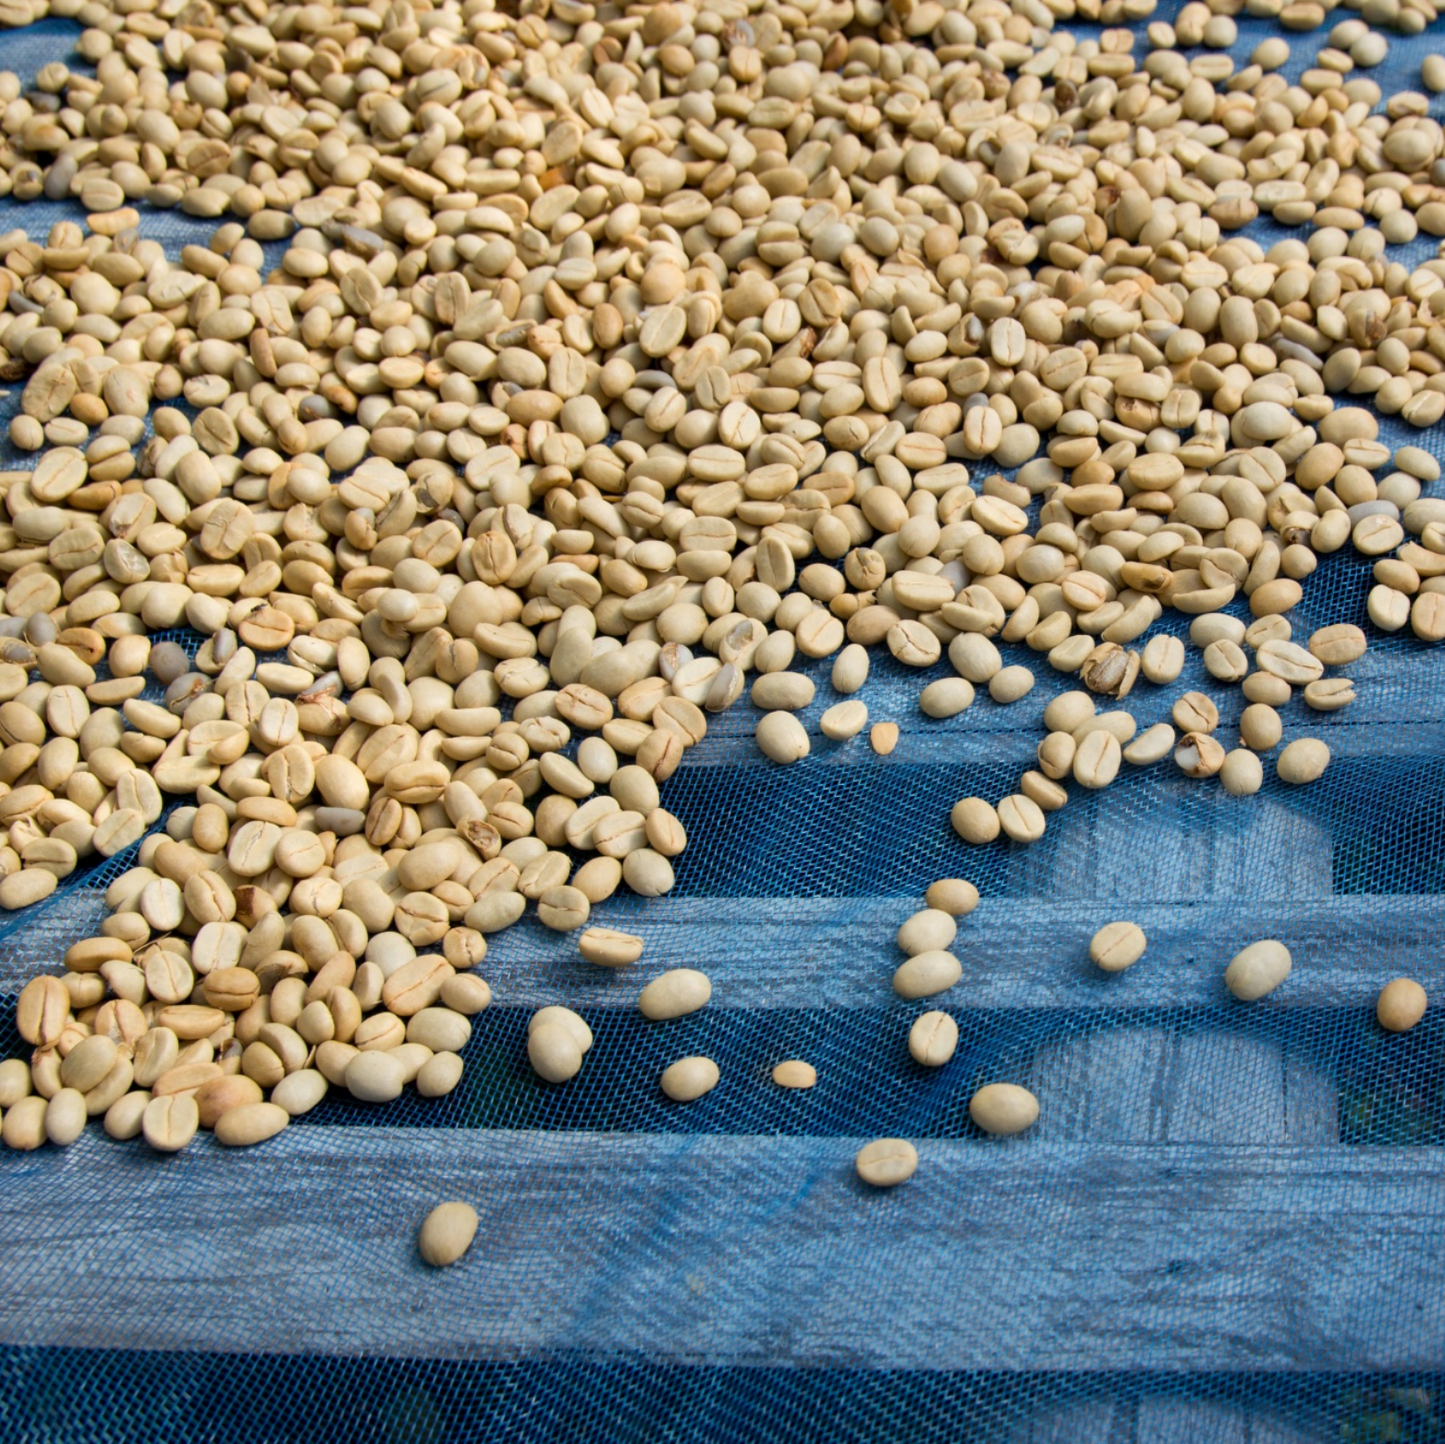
[
  {"xmin": 855, "ymin": 1137, "xmax": 918, "ymax": 1188},
  {"xmin": 638, "ymin": 968, "xmax": 711, "ymax": 1020},
  {"xmin": 1090, "ymin": 922, "xmax": 1146, "ymax": 973},
  {"xmin": 1377, "ymin": 978, "xmax": 1427, "ymax": 1033},
  {"xmin": 908, "ymin": 1010, "xmax": 959, "ymax": 1067},
  {"xmin": 772, "ymin": 1060, "xmax": 817, "ymax": 1089},
  {"xmin": 969, "ymin": 1084, "xmax": 1039, "ymax": 1137},
  {"xmin": 870, "ymin": 722, "xmax": 900, "ymax": 756},
  {"xmin": 579, "ymin": 927, "xmax": 644, "ymax": 967},
  {"xmin": 419, "ymin": 1201, "xmax": 480, "ymax": 1267},
  {"xmin": 660, "ymin": 1056, "xmax": 719, "ymax": 1102},
  {"xmin": 820, "ymin": 699, "xmax": 868, "ymax": 740},
  {"xmin": 1225, "ymin": 940, "xmax": 1293, "ymax": 1000}
]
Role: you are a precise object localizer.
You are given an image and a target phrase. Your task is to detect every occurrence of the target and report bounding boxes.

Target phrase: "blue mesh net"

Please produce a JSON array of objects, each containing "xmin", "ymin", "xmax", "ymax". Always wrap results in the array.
[{"xmin": 3, "ymin": 6, "xmax": 1445, "ymax": 1442}]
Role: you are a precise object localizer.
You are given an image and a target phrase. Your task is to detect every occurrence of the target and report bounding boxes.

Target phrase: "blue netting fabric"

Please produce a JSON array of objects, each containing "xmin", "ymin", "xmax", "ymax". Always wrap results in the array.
[{"xmin": 3, "ymin": 6, "xmax": 1445, "ymax": 1443}]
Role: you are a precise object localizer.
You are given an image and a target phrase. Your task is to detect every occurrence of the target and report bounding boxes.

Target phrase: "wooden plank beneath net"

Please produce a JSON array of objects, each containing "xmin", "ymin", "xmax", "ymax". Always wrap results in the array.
[
  {"xmin": 1, "ymin": 1131, "xmax": 1443, "ymax": 1370},
  {"xmin": 1, "ymin": 892, "xmax": 1439, "ymax": 1012}
]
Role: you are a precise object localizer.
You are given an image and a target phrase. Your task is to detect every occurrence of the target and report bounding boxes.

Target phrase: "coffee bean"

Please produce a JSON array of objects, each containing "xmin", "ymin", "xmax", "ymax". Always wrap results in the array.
[
  {"xmin": 419, "ymin": 1201, "xmax": 479, "ymax": 1267},
  {"xmin": 855, "ymin": 1138, "xmax": 918, "ymax": 1187},
  {"xmin": 1090, "ymin": 922, "xmax": 1146, "ymax": 972},
  {"xmin": 772, "ymin": 1060, "xmax": 817, "ymax": 1089},
  {"xmin": 1276, "ymin": 738, "xmax": 1330, "ymax": 784},
  {"xmin": 1377, "ymin": 978, "xmax": 1427, "ymax": 1033},
  {"xmin": 660, "ymin": 1056, "xmax": 719, "ymax": 1101},
  {"xmin": 969, "ymin": 1084, "xmax": 1039, "ymax": 1136},
  {"xmin": 908, "ymin": 1010, "xmax": 959, "ymax": 1067},
  {"xmin": 1225, "ymin": 940, "xmax": 1292, "ymax": 1000},
  {"xmin": 638, "ymin": 969, "xmax": 711, "ymax": 1020}
]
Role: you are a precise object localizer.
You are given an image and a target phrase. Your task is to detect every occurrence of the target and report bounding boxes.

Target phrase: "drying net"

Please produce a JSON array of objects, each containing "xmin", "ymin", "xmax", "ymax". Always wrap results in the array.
[{"xmin": 2, "ymin": 6, "xmax": 1445, "ymax": 1442}]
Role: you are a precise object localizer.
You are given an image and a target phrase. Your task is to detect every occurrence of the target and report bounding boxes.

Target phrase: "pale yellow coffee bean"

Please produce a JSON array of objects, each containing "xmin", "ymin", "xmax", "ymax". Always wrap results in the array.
[
  {"xmin": 1203, "ymin": 640, "xmax": 1248, "ymax": 683},
  {"xmin": 270, "ymin": 1069, "xmax": 329, "ymax": 1116},
  {"xmin": 1073, "ymin": 730, "xmax": 1121, "ymax": 788},
  {"xmin": 213, "ymin": 1101, "xmax": 290, "ymax": 1147},
  {"xmin": 407, "ymin": 1008, "xmax": 472, "ymax": 1054},
  {"xmin": 1220, "ymin": 749, "xmax": 1264, "ymax": 796},
  {"xmin": 639, "ymin": 968, "xmax": 712, "ymax": 1020},
  {"xmin": 951, "ymin": 635, "xmax": 1002, "ymax": 684},
  {"xmin": 529, "ymin": 1007, "xmax": 593, "ymax": 1054},
  {"xmin": 1090, "ymin": 922, "xmax": 1146, "ymax": 972},
  {"xmin": 419, "ymin": 1201, "xmax": 479, "ymax": 1267},
  {"xmin": 527, "ymin": 1022, "xmax": 583, "ymax": 1083},
  {"xmin": 0, "ymin": 870, "xmax": 57, "ymax": 909},
  {"xmin": 660, "ymin": 1055, "xmax": 719, "ymax": 1102},
  {"xmin": 3, "ymin": 1096, "xmax": 48, "ymax": 1151},
  {"xmin": 968, "ymin": 1083, "xmax": 1039, "ymax": 1136},
  {"xmin": 952, "ymin": 797, "xmax": 1000, "ymax": 844},
  {"xmin": 1369, "ymin": 585, "xmax": 1410, "ymax": 632},
  {"xmin": 1239, "ymin": 704, "xmax": 1282, "ymax": 751},
  {"xmin": 440, "ymin": 975, "xmax": 492, "ymax": 1015},
  {"xmin": 45, "ymin": 1088, "xmax": 88, "ymax": 1146},
  {"xmin": 908, "ymin": 1010, "xmax": 959, "ymax": 1067},
  {"xmin": 920, "ymin": 679, "xmax": 974, "ymax": 718},
  {"xmin": 988, "ymin": 666, "xmax": 1034, "ymax": 704},
  {"xmin": 1404, "ymin": 592, "xmax": 1439, "ymax": 644},
  {"xmin": 104, "ymin": 1090, "xmax": 151, "ymax": 1141},
  {"xmin": 820, "ymin": 699, "xmax": 868, "ymax": 740},
  {"xmin": 1303, "ymin": 679, "xmax": 1355, "ymax": 711},
  {"xmin": 997, "ymin": 793, "xmax": 1045, "ymax": 843},
  {"xmin": 892, "ymin": 949, "xmax": 962, "ymax": 999},
  {"xmin": 417, "ymin": 1051, "xmax": 465, "ymax": 1098},
  {"xmin": 756, "ymin": 711, "xmax": 809, "ymax": 764},
  {"xmin": 346, "ymin": 1051, "xmax": 407, "ymax": 1103},
  {"xmin": 897, "ymin": 909, "xmax": 957, "ymax": 956},
  {"xmin": 1378, "ymin": 978, "xmax": 1427, "ymax": 1033},
  {"xmin": 772, "ymin": 1060, "xmax": 817, "ymax": 1089},
  {"xmin": 1172, "ymin": 692, "xmax": 1219, "ymax": 734},
  {"xmin": 925, "ymin": 878, "xmax": 979, "ymax": 915},
  {"xmin": 0, "ymin": 1058, "xmax": 31, "ymax": 1108},
  {"xmin": 1257, "ymin": 639, "xmax": 1324, "ymax": 686},
  {"xmin": 579, "ymin": 927, "xmax": 644, "ymax": 966},
  {"xmin": 59, "ymin": 1033, "xmax": 117, "ymax": 1092},
  {"xmin": 1277, "ymin": 738, "xmax": 1330, "ymax": 784},
  {"xmin": 142, "ymin": 1092, "xmax": 199, "ymax": 1152},
  {"xmin": 1123, "ymin": 723, "xmax": 1174, "ymax": 766},
  {"xmin": 855, "ymin": 1137, "xmax": 918, "ymax": 1187},
  {"xmin": 1225, "ymin": 940, "xmax": 1292, "ymax": 1001},
  {"xmin": 831, "ymin": 643, "xmax": 869, "ymax": 694},
  {"xmin": 1043, "ymin": 692, "xmax": 1094, "ymax": 732},
  {"xmin": 750, "ymin": 672, "xmax": 815, "ymax": 711},
  {"xmin": 1308, "ymin": 624, "xmax": 1366, "ymax": 666},
  {"xmin": 16, "ymin": 975, "xmax": 69, "ymax": 1046}
]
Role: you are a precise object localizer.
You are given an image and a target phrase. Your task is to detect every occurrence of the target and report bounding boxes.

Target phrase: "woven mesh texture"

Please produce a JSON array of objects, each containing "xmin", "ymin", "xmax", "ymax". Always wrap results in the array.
[{"xmin": 3, "ymin": 7, "xmax": 1445, "ymax": 1443}]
